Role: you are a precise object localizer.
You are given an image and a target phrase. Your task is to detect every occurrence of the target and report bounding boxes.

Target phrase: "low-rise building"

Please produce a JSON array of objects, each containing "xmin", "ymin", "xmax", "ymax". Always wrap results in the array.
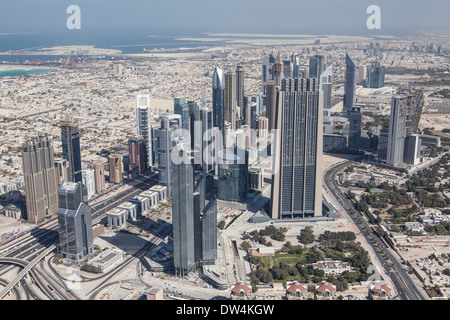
[
  {"xmin": 312, "ymin": 258, "xmax": 351, "ymax": 275},
  {"xmin": 140, "ymin": 190, "xmax": 159, "ymax": 208},
  {"xmin": 4, "ymin": 204, "xmax": 22, "ymax": 220},
  {"xmin": 230, "ymin": 282, "xmax": 252, "ymax": 300},
  {"xmin": 286, "ymin": 281, "xmax": 308, "ymax": 300},
  {"xmin": 130, "ymin": 195, "xmax": 150, "ymax": 215},
  {"xmin": 106, "ymin": 208, "xmax": 127, "ymax": 229},
  {"xmin": 118, "ymin": 201, "xmax": 138, "ymax": 220},
  {"xmin": 314, "ymin": 282, "xmax": 337, "ymax": 300},
  {"xmin": 146, "ymin": 286, "xmax": 164, "ymax": 300},
  {"xmin": 88, "ymin": 249, "xmax": 123, "ymax": 272},
  {"xmin": 368, "ymin": 281, "xmax": 394, "ymax": 300},
  {"xmin": 149, "ymin": 185, "xmax": 168, "ymax": 202}
]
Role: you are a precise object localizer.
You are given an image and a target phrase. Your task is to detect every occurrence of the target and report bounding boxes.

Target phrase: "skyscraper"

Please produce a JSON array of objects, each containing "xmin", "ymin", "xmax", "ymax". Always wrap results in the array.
[
  {"xmin": 309, "ymin": 55, "xmax": 325, "ymax": 79},
  {"xmin": 367, "ymin": 60, "xmax": 386, "ymax": 89},
  {"xmin": 212, "ymin": 64, "xmax": 225, "ymax": 132},
  {"xmin": 270, "ymin": 78, "xmax": 323, "ymax": 219},
  {"xmin": 174, "ymin": 97, "xmax": 189, "ymax": 131},
  {"xmin": 320, "ymin": 65, "xmax": 333, "ymax": 111},
  {"xmin": 109, "ymin": 154, "xmax": 123, "ymax": 184},
  {"xmin": 224, "ymin": 70, "xmax": 237, "ymax": 131},
  {"xmin": 200, "ymin": 108, "xmax": 214, "ymax": 173},
  {"xmin": 348, "ymin": 106, "xmax": 362, "ymax": 150},
  {"xmin": 266, "ymin": 80, "xmax": 277, "ymax": 131},
  {"xmin": 262, "ymin": 53, "xmax": 276, "ymax": 96},
  {"xmin": 235, "ymin": 65, "xmax": 245, "ymax": 120},
  {"xmin": 22, "ymin": 133, "xmax": 59, "ymax": 223},
  {"xmin": 217, "ymin": 148, "xmax": 248, "ymax": 203},
  {"xmin": 88, "ymin": 160, "xmax": 105, "ymax": 193},
  {"xmin": 343, "ymin": 53, "xmax": 356, "ymax": 118},
  {"xmin": 136, "ymin": 94, "xmax": 153, "ymax": 170},
  {"xmin": 156, "ymin": 115, "xmax": 182, "ymax": 197},
  {"xmin": 172, "ymin": 143, "xmax": 195, "ymax": 277},
  {"xmin": 128, "ymin": 135, "xmax": 146, "ymax": 176},
  {"xmin": 386, "ymin": 95, "xmax": 412, "ymax": 167},
  {"xmin": 57, "ymin": 180, "xmax": 94, "ymax": 261},
  {"xmin": 60, "ymin": 119, "xmax": 82, "ymax": 183}
]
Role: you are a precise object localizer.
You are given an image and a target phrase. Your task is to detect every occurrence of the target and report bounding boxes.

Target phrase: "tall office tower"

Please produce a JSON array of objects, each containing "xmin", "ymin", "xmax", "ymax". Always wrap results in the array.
[
  {"xmin": 217, "ymin": 148, "xmax": 248, "ymax": 203},
  {"xmin": 270, "ymin": 78, "xmax": 323, "ymax": 219},
  {"xmin": 258, "ymin": 116, "xmax": 269, "ymax": 138},
  {"xmin": 235, "ymin": 66, "xmax": 245, "ymax": 120},
  {"xmin": 367, "ymin": 60, "xmax": 386, "ymax": 88},
  {"xmin": 309, "ymin": 55, "xmax": 325, "ymax": 79},
  {"xmin": 200, "ymin": 108, "xmax": 214, "ymax": 173},
  {"xmin": 212, "ymin": 64, "xmax": 225, "ymax": 131},
  {"xmin": 60, "ymin": 119, "xmax": 82, "ymax": 183},
  {"xmin": 357, "ymin": 65, "xmax": 367, "ymax": 86},
  {"xmin": 201, "ymin": 91, "xmax": 207, "ymax": 109},
  {"xmin": 172, "ymin": 143, "xmax": 195, "ymax": 277},
  {"xmin": 151, "ymin": 127, "xmax": 159, "ymax": 167},
  {"xmin": 109, "ymin": 154, "xmax": 123, "ymax": 184},
  {"xmin": 224, "ymin": 70, "xmax": 237, "ymax": 131},
  {"xmin": 54, "ymin": 159, "xmax": 68, "ymax": 185},
  {"xmin": 88, "ymin": 160, "xmax": 105, "ymax": 193},
  {"xmin": 274, "ymin": 52, "xmax": 284, "ymax": 86},
  {"xmin": 128, "ymin": 135, "xmax": 146, "ymax": 176},
  {"xmin": 348, "ymin": 106, "xmax": 362, "ymax": 150},
  {"xmin": 82, "ymin": 168, "xmax": 95, "ymax": 200},
  {"xmin": 188, "ymin": 100, "xmax": 200, "ymax": 155},
  {"xmin": 262, "ymin": 53, "xmax": 276, "ymax": 96},
  {"xmin": 283, "ymin": 60, "xmax": 293, "ymax": 79},
  {"xmin": 247, "ymin": 95, "xmax": 262, "ymax": 116},
  {"xmin": 386, "ymin": 96, "xmax": 409, "ymax": 166},
  {"xmin": 266, "ymin": 80, "xmax": 277, "ymax": 130},
  {"xmin": 136, "ymin": 94, "xmax": 153, "ymax": 171},
  {"xmin": 403, "ymin": 134, "xmax": 421, "ymax": 165},
  {"xmin": 343, "ymin": 53, "xmax": 357, "ymax": 118},
  {"xmin": 22, "ymin": 133, "xmax": 59, "ymax": 223},
  {"xmin": 377, "ymin": 128, "xmax": 389, "ymax": 161},
  {"xmin": 174, "ymin": 97, "xmax": 189, "ymax": 131},
  {"xmin": 57, "ymin": 180, "xmax": 94, "ymax": 261},
  {"xmin": 157, "ymin": 115, "xmax": 182, "ymax": 197},
  {"xmin": 320, "ymin": 65, "xmax": 333, "ymax": 111}
]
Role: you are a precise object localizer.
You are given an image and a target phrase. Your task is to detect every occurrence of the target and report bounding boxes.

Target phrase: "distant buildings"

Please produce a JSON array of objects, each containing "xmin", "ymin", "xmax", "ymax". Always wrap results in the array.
[
  {"xmin": 57, "ymin": 180, "xmax": 94, "ymax": 261},
  {"xmin": 309, "ymin": 55, "xmax": 325, "ymax": 79},
  {"xmin": 320, "ymin": 65, "xmax": 333, "ymax": 111},
  {"xmin": 60, "ymin": 118, "xmax": 82, "ymax": 183},
  {"xmin": 22, "ymin": 133, "xmax": 59, "ymax": 223},
  {"xmin": 212, "ymin": 64, "xmax": 225, "ymax": 132},
  {"xmin": 367, "ymin": 60, "xmax": 386, "ymax": 89},
  {"xmin": 224, "ymin": 70, "xmax": 237, "ymax": 131},
  {"xmin": 88, "ymin": 160, "xmax": 105, "ymax": 194},
  {"xmin": 348, "ymin": 106, "xmax": 362, "ymax": 150},
  {"xmin": 270, "ymin": 78, "xmax": 323, "ymax": 219},
  {"xmin": 235, "ymin": 65, "xmax": 245, "ymax": 120}
]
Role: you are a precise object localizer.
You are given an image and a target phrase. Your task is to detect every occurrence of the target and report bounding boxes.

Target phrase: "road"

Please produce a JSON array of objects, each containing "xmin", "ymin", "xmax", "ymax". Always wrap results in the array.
[{"xmin": 324, "ymin": 160, "xmax": 426, "ymax": 300}]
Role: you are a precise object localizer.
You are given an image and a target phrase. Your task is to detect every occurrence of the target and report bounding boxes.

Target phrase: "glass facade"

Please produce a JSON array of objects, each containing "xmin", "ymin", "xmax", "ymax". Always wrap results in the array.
[{"xmin": 217, "ymin": 149, "xmax": 248, "ymax": 203}]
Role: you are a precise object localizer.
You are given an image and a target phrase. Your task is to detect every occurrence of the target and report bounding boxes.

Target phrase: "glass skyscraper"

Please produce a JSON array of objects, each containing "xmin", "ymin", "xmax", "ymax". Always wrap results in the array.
[
  {"xmin": 60, "ymin": 119, "xmax": 82, "ymax": 183},
  {"xmin": 343, "ymin": 53, "xmax": 356, "ymax": 118},
  {"xmin": 212, "ymin": 64, "xmax": 225, "ymax": 132},
  {"xmin": 217, "ymin": 148, "xmax": 248, "ymax": 203}
]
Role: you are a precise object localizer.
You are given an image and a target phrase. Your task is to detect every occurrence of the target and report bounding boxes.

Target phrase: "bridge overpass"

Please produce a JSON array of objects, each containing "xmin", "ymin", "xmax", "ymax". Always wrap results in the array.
[{"xmin": 0, "ymin": 245, "xmax": 56, "ymax": 300}]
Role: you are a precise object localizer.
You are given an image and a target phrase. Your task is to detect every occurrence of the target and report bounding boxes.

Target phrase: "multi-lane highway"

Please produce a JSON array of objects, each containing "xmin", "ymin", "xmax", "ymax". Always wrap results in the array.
[
  {"xmin": 0, "ymin": 172, "xmax": 159, "ymax": 300},
  {"xmin": 324, "ymin": 160, "xmax": 426, "ymax": 300}
]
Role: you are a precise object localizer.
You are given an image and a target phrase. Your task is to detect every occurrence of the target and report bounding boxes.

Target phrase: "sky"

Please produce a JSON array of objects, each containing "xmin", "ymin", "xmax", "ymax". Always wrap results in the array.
[{"xmin": 0, "ymin": 0, "xmax": 449, "ymax": 37}]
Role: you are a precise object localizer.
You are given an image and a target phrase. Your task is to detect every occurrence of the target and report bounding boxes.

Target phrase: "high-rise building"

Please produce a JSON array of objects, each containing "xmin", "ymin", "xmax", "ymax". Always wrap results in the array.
[
  {"xmin": 200, "ymin": 108, "xmax": 214, "ymax": 173},
  {"xmin": 235, "ymin": 66, "xmax": 245, "ymax": 120},
  {"xmin": 57, "ymin": 180, "xmax": 94, "ymax": 261},
  {"xmin": 348, "ymin": 106, "xmax": 362, "ymax": 150},
  {"xmin": 403, "ymin": 134, "xmax": 421, "ymax": 165},
  {"xmin": 172, "ymin": 143, "xmax": 195, "ymax": 277},
  {"xmin": 309, "ymin": 55, "xmax": 325, "ymax": 79},
  {"xmin": 319, "ymin": 65, "xmax": 333, "ymax": 110},
  {"xmin": 60, "ymin": 119, "xmax": 82, "ymax": 183},
  {"xmin": 224, "ymin": 70, "xmax": 237, "ymax": 131},
  {"xmin": 82, "ymin": 168, "xmax": 95, "ymax": 200},
  {"xmin": 136, "ymin": 94, "xmax": 153, "ymax": 170},
  {"xmin": 174, "ymin": 97, "xmax": 189, "ymax": 131},
  {"xmin": 258, "ymin": 116, "xmax": 269, "ymax": 138},
  {"xmin": 128, "ymin": 135, "xmax": 146, "ymax": 176},
  {"xmin": 377, "ymin": 128, "xmax": 389, "ymax": 161},
  {"xmin": 367, "ymin": 60, "xmax": 385, "ymax": 88},
  {"xmin": 266, "ymin": 80, "xmax": 277, "ymax": 130},
  {"xmin": 54, "ymin": 158, "xmax": 68, "ymax": 185},
  {"xmin": 217, "ymin": 148, "xmax": 248, "ymax": 203},
  {"xmin": 270, "ymin": 78, "xmax": 323, "ymax": 219},
  {"xmin": 22, "ymin": 133, "xmax": 59, "ymax": 223},
  {"xmin": 274, "ymin": 52, "xmax": 284, "ymax": 86},
  {"xmin": 88, "ymin": 160, "xmax": 105, "ymax": 193},
  {"xmin": 212, "ymin": 64, "xmax": 225, "ymax": 131},
  {"xmin": 156, "ymin": 115, "xmax": 182, "ymax": 197},
  {"xmin": 201, "ymin": 195, "xmax": 217, "ymax": 264},
  {"xmin": 386, "ymin": 95, "xmax": 410, "ymax": 167},
  {"xmin": 262, "ymin": 53, "xmax": 276, "ymax": 96},
  {"xmin": 343, "ymin": 53, "xmax": 356, "ymax": 118},
  {"xmin": 283, "ymin": 60, "xmax": 293, "ymax": 79},
  {"xmin": 109, "ymin": 154, "xmax": 123, "ymax": 184}
]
